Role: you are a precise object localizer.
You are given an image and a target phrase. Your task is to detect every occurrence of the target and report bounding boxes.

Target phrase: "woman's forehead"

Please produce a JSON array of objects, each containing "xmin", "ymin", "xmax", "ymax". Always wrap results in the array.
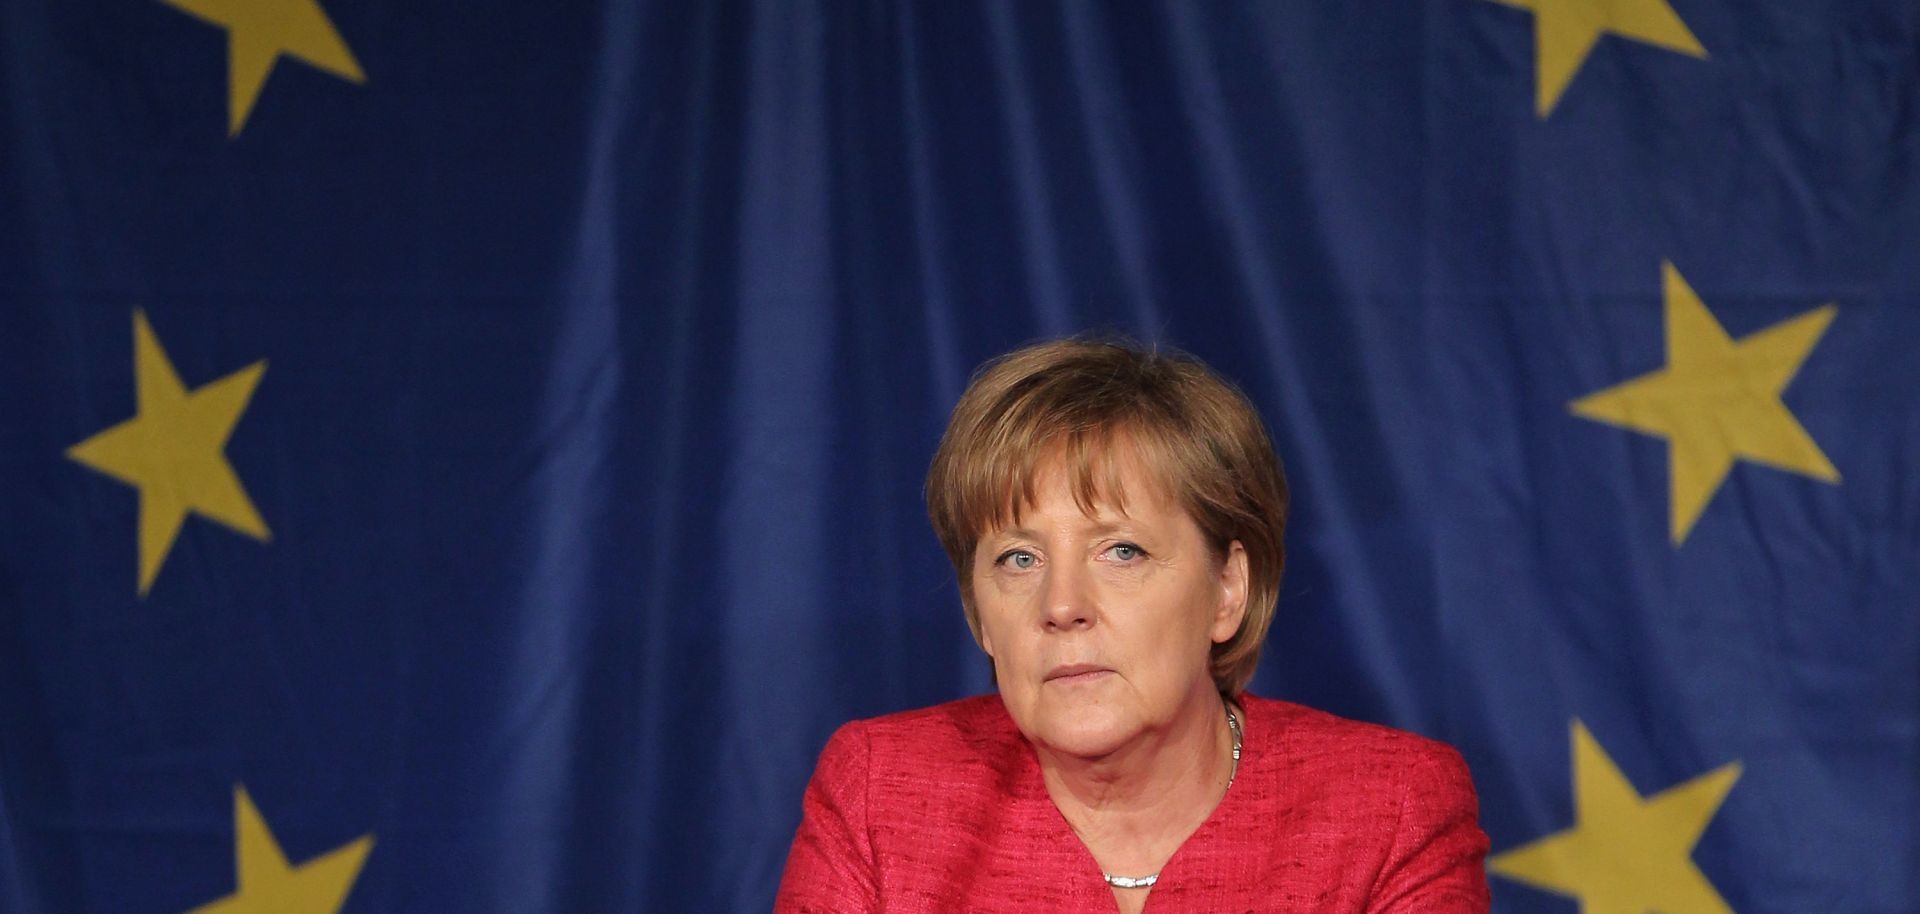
[{"xmin": 988, "ymin": 438, "xmax": 1182, "ymax": 532}]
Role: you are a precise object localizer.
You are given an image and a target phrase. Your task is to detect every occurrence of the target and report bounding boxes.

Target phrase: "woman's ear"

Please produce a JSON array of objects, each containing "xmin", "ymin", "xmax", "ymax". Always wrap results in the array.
[{"xmin": 1211, "ymin": 540, "xmax": 1250, "ymax": 643}]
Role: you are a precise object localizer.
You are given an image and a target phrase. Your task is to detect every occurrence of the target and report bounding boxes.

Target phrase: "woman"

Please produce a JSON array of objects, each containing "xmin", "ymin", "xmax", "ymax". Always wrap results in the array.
[{"xmin": 777, "ymin": 339, "xmax": 1488, "ymax": 913}]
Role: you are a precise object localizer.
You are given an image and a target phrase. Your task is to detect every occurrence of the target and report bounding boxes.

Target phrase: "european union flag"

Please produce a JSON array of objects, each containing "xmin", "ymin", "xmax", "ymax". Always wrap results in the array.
[{"xmin": 1, "ymin": 1, "xmax": 1913, "ymax": 911}]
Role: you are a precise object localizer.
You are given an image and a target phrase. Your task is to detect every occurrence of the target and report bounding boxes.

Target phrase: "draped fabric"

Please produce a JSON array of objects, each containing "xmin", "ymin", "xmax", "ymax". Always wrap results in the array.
[{"xmin": 2, "ymin": 1, "xmax": 1915, "ymax": 911}]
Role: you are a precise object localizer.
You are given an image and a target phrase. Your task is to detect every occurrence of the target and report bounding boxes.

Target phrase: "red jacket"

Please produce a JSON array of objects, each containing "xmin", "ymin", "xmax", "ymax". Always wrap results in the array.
[{"xmin": 776, "ymin": 694, "xmax": 1489, "ymax": 913}]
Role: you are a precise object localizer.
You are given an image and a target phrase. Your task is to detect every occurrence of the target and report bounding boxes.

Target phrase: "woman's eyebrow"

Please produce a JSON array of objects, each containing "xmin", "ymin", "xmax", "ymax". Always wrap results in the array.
[{"xmin": 995, "ymin": 519, "xmax": 1139, "ymax": 541}]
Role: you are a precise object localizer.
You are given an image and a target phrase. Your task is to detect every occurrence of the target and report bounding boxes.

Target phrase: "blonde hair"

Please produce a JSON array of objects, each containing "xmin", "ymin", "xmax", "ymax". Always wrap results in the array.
[{"xmin": 925, "ymin": 338, "xmax": 1288, "ymax": 696}]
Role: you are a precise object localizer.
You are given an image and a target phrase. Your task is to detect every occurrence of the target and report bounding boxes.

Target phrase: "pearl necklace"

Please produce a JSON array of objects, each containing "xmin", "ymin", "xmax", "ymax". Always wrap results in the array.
[{"xmin": 1101, "ymin": 701, "xmax": 1243, "ymax": 891}]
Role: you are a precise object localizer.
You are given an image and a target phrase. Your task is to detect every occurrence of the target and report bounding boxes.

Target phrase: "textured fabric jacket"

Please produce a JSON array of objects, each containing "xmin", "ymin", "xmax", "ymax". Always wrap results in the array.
[{"xmin": 775, "ymin": 694, "xmax": 1489, "ymax": 913}]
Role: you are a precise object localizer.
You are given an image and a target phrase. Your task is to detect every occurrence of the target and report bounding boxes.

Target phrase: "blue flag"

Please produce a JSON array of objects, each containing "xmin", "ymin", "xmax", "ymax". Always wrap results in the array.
[{"xmin": 1, "ymin": 1, "xmax": 1913, "ymax": 911}]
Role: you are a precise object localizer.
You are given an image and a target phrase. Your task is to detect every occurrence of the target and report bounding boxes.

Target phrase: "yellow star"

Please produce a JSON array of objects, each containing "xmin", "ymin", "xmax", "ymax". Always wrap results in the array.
[
  {"xmin": 67, "ymin": 310, "xmax": 270, "ymax": 596},
  {"xmin": 1484, "ymin": 0, "xmax": 1706, "ymax": 116},
  {"xmin": 1490, "ymin": 721, "xmax": 1742, "ymax": 914},
  {"xmin": 158, "ymin": 0, "xmax": 365, "ymax": 136},
  {"xmin": 185, "ymin": 786, "xmax": 374, "ymax": 914},
  {"xmin": 1570, "ymin": 262, "xmax": 1839, "ymax": 544}
]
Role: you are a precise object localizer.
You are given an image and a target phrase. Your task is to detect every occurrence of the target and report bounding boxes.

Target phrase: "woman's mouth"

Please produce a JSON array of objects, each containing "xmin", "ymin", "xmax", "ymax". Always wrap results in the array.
[{"xmin": 1045, "ymin": 664, "xmax": 1113, "ymax": 683}]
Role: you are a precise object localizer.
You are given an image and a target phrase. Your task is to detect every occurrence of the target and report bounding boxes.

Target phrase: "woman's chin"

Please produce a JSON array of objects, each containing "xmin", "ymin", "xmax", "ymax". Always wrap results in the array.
[{"xmin": 1031, "ymin": 710, "xmax": 1139, "ymax": 760}]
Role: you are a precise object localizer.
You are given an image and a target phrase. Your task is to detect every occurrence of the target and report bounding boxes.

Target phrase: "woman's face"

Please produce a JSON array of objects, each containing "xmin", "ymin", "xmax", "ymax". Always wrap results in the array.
[{"xmin": 970, "ymin": 451, "xmax": 1249, "ymax": 761}]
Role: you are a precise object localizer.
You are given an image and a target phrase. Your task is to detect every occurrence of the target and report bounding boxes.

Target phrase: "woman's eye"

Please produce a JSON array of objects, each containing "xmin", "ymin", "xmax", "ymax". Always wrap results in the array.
[
  {"xmin": 1107, "ymin": 543, "xmax": 1143, "ymax": 562},
  {"xmin": 1000, "ymin": 550, "xmax": 1037, "ymax": 570}
]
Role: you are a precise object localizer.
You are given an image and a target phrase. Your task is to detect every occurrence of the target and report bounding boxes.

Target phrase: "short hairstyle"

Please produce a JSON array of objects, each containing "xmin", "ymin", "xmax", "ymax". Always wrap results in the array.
[{"xmin": 925, "ymin": 338, "xmax": 1288, "ymax": 697}]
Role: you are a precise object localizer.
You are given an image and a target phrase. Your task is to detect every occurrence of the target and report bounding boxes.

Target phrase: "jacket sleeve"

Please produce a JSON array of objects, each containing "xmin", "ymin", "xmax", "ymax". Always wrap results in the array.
[
  {"xmin": 774, "ymin": 721, "xmax": 880, "ymax": 913},
  {"xmin": 1367, "ymin": 741, "xmax": 1492, "ymax": 913}
]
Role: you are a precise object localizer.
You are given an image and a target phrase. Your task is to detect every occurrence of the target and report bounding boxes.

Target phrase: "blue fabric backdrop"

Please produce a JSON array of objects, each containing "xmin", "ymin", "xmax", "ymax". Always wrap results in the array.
[{"xmin": 2, "ymin": 1, "xmax": 1915, "ymax": 911}]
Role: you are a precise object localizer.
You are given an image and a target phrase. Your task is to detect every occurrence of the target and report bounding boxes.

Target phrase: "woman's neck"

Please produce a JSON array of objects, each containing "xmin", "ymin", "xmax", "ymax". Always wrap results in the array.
[{"xmin": 1035, "ymin": 684, "xmax": 1238, "ymax": 879}]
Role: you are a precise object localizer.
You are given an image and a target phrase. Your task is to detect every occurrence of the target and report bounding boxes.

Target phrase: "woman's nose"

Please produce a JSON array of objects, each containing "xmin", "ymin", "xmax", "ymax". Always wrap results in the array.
[{"xmin": 1041, "ymin": 562, "xmax": 1096, "ymax": 631}]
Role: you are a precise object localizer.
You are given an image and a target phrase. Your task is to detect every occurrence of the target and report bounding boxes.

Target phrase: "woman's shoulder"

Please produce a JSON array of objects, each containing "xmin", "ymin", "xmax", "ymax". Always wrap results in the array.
[
  {"xmin": 1243, "ymin": 694, "xmax": 1460, "ymax": 752},
  {"xmin": 1234, "ymin": 696, "xmax": 1490, "ymax": 902},
  {"xmin": 807, "ymin": 695, "xmax": 1036, "ymax": 828},
  {"xmin": 813, "ymin": 695, "xmax": 1024, "ymax": 777},
  {"xmin": 1239, "ymin": 694, "xmax": 1475, "ymax": 798},
  {"xmin": 829, "ymin": 694, "xmax": 1023, "ymax": 761}
]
